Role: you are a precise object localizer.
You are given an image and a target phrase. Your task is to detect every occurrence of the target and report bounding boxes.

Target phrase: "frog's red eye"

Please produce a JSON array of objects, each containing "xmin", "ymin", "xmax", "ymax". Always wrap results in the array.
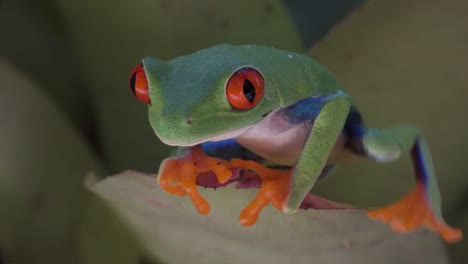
[
  {"xmin": 129, "ymin": 63, "xmax": 150, "ymax": 104},
  {"xmin": 226, "ymin": 67, "xmax": 264, "ymax": 110}
]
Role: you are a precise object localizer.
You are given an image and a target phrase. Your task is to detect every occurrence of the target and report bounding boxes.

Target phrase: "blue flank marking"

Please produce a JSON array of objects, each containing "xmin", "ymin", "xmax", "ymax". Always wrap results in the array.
[
  {"xmin": 343, "ymin": 106, "xmax": 364, "ymax": 138},
  {"xmin": 411, "ymin": 138, "xmax": 429, "ymax": 186},
  {"xmin": 280, "ymin": 96, "xmax": 324, "ymax": 124},
  {"xmin": 279, "ymin": 90, "xmax": 346, "ymax": 125},
  {"xmin": 201, "ymin": 139, "xmax": 259, "ymax": 161}
]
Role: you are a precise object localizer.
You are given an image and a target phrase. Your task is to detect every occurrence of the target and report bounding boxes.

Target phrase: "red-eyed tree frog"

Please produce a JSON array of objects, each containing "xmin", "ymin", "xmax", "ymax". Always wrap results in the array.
[{"xmin": 129, "ymin": 44, "xmax": 462, "ymax": 243}]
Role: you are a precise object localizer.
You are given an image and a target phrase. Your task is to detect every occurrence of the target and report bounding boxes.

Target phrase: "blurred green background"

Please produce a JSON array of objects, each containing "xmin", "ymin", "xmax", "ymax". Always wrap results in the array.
[{"xmin": 1, "ymin": 0, "xmax": 467, "ymax": 263}]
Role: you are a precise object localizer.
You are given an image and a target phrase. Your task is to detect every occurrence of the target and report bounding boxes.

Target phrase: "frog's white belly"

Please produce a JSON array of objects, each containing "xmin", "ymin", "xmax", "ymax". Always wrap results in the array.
[{"xmin": 235, "ymin": 109, "xmax": 346, "ymax": 166}]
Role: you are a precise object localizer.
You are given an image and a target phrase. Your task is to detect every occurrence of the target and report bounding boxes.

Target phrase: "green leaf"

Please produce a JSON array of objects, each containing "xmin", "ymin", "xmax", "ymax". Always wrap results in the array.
[
  {"xmin": 0, "ymin": 59, "xmax": 102, "ymax": 263},
  {"xmin": 78, "ymin": 192, "xmax": 151, "ymax": 264},
  {"xmin": 91, "ymin": 170, "xmax": 450, "ymax": 264},
  {"xmin": 0, "ymin": 0, "xmax": 95, "ymax": 132}
]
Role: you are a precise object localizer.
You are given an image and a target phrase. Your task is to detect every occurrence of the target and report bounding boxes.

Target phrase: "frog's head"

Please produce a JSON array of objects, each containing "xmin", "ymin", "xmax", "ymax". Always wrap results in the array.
[{"xmin": 128, "ymin": 44, "xmax": 280, "ymax": 146}]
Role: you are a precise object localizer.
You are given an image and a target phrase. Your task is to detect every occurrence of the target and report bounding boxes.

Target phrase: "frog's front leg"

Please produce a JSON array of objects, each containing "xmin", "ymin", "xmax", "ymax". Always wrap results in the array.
[
  {"xmin": 232, "ymin": 91, "xmax": 353, "ymax": 225},
  {"xmin": 347, "ymin": 123, "xmax": 462, "ymax": 242},
  {"xmin": 157, "ymin": 146, "xmax": 232, "ymax": 214}
]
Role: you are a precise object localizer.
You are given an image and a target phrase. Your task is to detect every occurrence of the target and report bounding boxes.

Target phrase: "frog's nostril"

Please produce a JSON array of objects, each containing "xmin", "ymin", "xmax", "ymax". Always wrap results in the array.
[{"xmin": 186, "ymin": 117, "xmax": 193, "ymax": 125}]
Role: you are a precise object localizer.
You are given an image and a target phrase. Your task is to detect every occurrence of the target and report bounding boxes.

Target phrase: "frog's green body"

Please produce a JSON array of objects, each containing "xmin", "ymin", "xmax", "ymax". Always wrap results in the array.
[
  {"xmin": 129, "ymin": 44, "xmax": 462, "ymax": 243},
  {"xmin": 143, "ymin": 45, "xmax": 341, "ymax": 147}
]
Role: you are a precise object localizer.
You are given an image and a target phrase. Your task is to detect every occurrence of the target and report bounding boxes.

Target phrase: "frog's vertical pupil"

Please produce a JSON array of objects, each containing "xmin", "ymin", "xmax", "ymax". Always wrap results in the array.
[
  {"xmin": 226, "ymin": 67, "xmax": 264, "ymax": 110},
  {"xmin": 243, "ymin": 79, "xmax": 256, "ymax": 103},
  {"xmin": 129, "ymin": 72, "xmax": 137, "ymax": 95}
]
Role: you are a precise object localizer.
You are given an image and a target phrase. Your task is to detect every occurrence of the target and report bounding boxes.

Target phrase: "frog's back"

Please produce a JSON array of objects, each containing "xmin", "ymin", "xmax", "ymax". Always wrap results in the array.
[{"xmin": 179, "ymin": 44, "xmax": 344, "ymax": 107}]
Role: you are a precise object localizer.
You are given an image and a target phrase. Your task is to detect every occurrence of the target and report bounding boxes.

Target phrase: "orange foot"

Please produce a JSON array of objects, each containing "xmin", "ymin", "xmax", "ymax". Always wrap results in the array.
[
  {"xmin": 368, "ymin": 183, "xmax": 462, "ymax": 243},
  {"xmin": 230, "ymin": 159, "xmax": 292, "ymax": 226},
  {"xmin": 157, "ymin": 146, "xmax": 232, "ymax": 215}
]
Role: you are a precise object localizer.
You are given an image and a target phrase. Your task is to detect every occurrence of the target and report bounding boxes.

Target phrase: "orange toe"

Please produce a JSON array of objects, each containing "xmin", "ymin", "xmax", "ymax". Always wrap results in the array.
[
  {"xmin": 231, "ymin": 159, "xmax": 291, "ymax": 226},
  {"xmin": 157, "ymin": 159, "xmax": 185, "ymax": 196},
  {"xmin": 426, "ymin": 211, "xmax": 463, "ymax": 243},
  {"xmin": 368, "ymin": 183, "xmax": 462, "ymax": 243},
  {"xmin": 157, "ymin": 146, "xmax": 232, "ymax": 215}
]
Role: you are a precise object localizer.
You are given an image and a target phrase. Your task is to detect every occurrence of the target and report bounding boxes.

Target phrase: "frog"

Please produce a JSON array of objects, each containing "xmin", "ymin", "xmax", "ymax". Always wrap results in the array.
[{"xmin": 128, "ymin": 44, "xmax": 462, "ymax": 243}]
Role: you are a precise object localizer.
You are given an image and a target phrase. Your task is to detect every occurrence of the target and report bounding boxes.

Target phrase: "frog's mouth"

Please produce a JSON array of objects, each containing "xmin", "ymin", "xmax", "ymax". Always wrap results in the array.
[
  {"xmin": 155, "ymin": 109, "xmax": 276, "ymax": 147},
  {"xmin": 157, "ymin": 124, "xmax": 255, "ymax": 147}
]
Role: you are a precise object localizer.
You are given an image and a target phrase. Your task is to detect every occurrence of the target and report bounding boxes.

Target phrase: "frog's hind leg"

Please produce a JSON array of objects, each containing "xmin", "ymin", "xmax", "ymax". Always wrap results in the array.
[{"xmin": 346, "ymin": 116, "xmax": 462, "ymax": 242}]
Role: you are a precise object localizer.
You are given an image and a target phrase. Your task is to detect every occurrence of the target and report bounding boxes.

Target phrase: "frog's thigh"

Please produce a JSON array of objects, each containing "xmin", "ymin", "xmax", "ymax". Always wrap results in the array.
[{"xmin": 285, "ymin": 96, "xmax": 351, "ymax": 212}]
